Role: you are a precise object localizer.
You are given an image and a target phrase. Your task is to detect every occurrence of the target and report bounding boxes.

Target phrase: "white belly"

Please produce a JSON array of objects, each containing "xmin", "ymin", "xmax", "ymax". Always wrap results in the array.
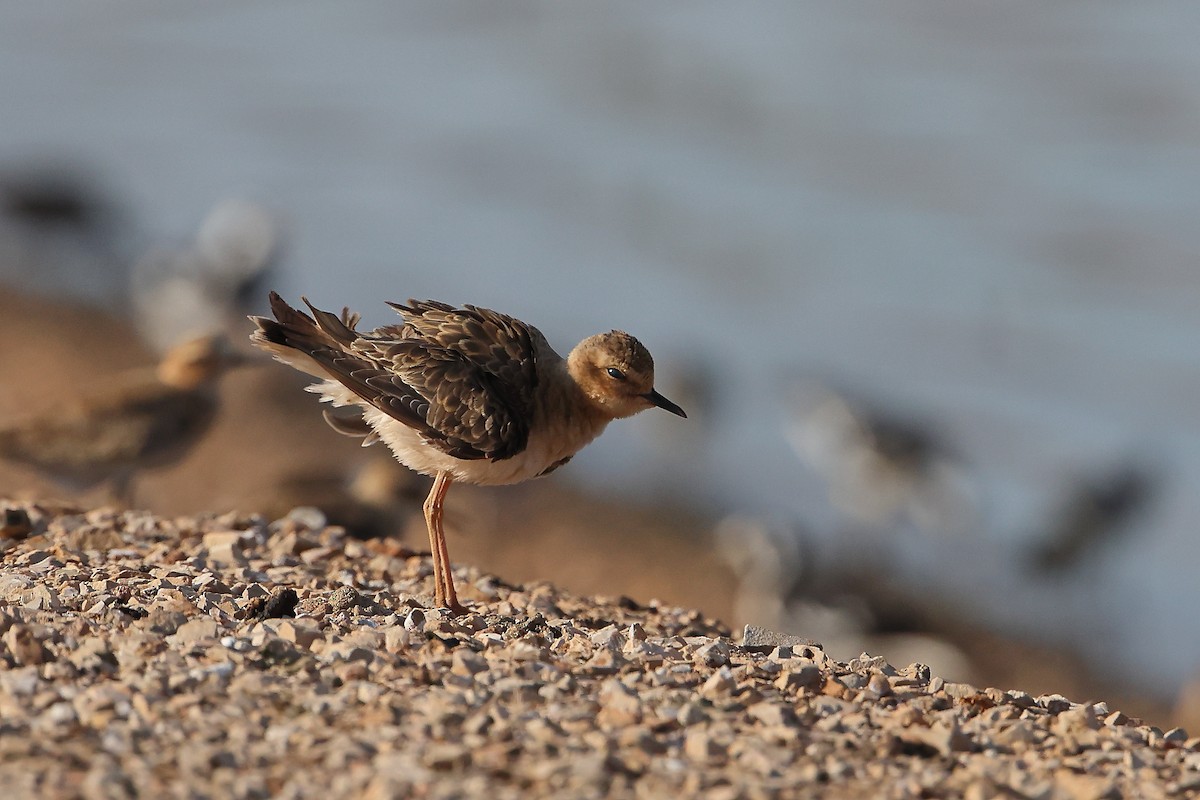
[
  {"xmin": 364, "ymin": 408, "xmax": 602, "ymax": 485},
  {"xmin": 312, "ymin": 377, "xmax": 609, "ymax": 486}
]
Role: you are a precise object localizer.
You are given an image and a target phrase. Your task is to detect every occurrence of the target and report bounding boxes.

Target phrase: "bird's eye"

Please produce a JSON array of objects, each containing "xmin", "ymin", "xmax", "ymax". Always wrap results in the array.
[{"xmin": 606, "ymin": 367, "xmax": 626, "ymax": 381}]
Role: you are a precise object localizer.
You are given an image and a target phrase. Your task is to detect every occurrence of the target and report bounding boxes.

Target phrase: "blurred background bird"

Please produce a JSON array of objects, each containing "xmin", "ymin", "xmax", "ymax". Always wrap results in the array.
[
  {"xmin": 0, "ymin": 334, "xmax": 246, "ymax": 506},
  {"xmin": 131, "ymin": 198, "xmax": 281, "ymax": 353}
]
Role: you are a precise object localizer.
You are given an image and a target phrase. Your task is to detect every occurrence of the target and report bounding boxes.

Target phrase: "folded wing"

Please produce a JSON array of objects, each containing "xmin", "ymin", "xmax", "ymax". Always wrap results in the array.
[{"xmin": 251, "ymin": 293, "xmax": 539, "ymax": 461}]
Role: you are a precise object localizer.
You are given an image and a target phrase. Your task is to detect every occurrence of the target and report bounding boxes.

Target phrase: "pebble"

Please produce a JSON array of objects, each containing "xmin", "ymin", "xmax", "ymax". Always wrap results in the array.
[
  {"xmin": 740, "ymin": 624, "xmax": 820, "ymax": 650},
  {"xmin": 0, "ymin": 501, "xmax": 1191, "ymax": 799}
]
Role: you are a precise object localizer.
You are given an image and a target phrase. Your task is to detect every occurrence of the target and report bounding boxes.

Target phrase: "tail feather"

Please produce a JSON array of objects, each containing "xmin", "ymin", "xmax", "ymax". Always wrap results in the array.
[
  {"xmin": 249, "ymin": 293, "xmax": 441, "ymax": 443},
  {"xmin": 249, "ymin": 291, "xmax": 343, "ymax": 379},
  {"xmin": 303, "ymin": 296, "xmax": 359, "ymax": 346}
]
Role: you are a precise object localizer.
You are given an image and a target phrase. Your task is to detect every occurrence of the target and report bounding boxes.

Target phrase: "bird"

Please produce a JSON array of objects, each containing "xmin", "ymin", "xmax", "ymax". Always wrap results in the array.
[
  {"xmin": 0, "ymin": 334, "xmax": 245, "ymax": 506},
  {"xmin": 1026, "ymin": 463, "xmax": 1155, "ymax": 574},
  {"xmin": 249, "ymin": 292, "xmax": 686, "ymax": 614},
  {"xmin": 130, "ymin": 198, "xmax": 280, "ymax": 351}
]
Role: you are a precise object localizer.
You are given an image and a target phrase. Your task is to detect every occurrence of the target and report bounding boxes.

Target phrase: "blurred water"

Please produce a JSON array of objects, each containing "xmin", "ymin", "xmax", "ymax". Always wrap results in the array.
[{"xmin": 3, "ymin": 3, "xmax": 1200, "ymax": 696}]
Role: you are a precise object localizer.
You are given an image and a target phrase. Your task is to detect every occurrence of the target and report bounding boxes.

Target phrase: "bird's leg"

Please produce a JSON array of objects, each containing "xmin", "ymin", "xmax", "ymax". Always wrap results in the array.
[
  {"xmin": 423, "ymin": 471, "xmax": 465, "ymax": 614},
  {"xmin": 422, "ymin": 474, "xmax": 446, "ymax": 605}
]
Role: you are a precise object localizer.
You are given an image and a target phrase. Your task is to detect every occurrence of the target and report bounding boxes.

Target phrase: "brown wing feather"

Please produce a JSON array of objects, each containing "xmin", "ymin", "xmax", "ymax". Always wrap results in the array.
[
  {"xmin": 377, "ymin": 300, "xmax": 542, "ymax": 458},
  {"xmin": 252, "ymin": 293, "xmax": 444, "ymax": 445},
  {"xmin": 253, "ymin": 293, "xmax": 538, "ymax": 460},
  {"xmin": 385, "ymin": 300, "xmax": 539, "ymax": 390}
]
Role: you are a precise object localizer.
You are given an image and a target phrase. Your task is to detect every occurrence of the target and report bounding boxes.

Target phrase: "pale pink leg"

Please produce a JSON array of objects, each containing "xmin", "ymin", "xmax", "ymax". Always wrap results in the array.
[{"xmin": 422, "ymin": 471, "xmax": 465, "ymax": 614}]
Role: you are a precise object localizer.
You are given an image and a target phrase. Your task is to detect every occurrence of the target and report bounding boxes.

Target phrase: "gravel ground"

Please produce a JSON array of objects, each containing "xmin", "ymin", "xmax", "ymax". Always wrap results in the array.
[{"xmin": 1, "ymin": 501, "xmax": 1197, "ymax": 799}]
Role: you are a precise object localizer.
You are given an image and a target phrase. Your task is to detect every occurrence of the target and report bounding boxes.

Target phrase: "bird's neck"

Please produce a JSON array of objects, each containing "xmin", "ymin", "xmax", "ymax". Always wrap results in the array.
[{"xmin": 541, "ymin": 357, "xmax": 614, "ymax": 436}]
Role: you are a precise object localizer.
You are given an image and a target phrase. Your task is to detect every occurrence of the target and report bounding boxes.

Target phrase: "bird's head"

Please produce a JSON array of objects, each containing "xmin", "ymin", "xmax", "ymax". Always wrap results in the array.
[
  {"xmin": 567, "ymin": 330, "xmax": 686, "ymax": 421},
  {"xmin": 156, "ymin": 334, "xmax": 248, "ymax": 390}
]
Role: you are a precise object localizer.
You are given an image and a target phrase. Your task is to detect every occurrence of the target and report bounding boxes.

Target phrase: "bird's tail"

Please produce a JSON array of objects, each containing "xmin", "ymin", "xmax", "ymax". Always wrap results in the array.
[{"xmin": 248, "ymin": 292, "xmax": 359, "ymax": 379}]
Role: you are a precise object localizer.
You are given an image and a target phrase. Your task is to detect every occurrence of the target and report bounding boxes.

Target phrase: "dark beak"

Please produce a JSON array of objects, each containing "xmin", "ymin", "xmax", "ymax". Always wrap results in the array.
[{"xmin": 644, "ymin": 389, "xmax": 687, "ymax": 418}]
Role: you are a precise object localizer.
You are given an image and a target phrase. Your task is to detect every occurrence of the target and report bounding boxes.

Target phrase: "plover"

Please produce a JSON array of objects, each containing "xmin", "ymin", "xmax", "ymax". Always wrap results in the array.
[
  {"xmin": 250, "ymin": 292, "xmax": 686, "ymax": 613},
  {"xmin": 131, "ymin": 198, "xmax": 279, "ymax": 350},
  {"xmin": 783, "ymin": 379, "xmax": 974, "ymax": 532},
  {"xmin": 1026, "ymin": 463, "xmax": 1154, "ymax": 574},
  {"xmin": 0, "ymin": 335, "xmax": 245, "ymax": 506}
]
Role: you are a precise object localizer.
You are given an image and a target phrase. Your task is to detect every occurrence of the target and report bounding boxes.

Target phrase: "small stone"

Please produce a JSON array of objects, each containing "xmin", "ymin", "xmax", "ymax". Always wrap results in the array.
[
  {"xmin": 700, "ymin": 666, "xmax": 737, "ymax": 699},
  {"xmin": 942, "ymin": 682, "xmax": 978, "ymax": 701},
  {"xmin": 271, "ymin": 619, "xmax": 322, "ymax": 649},
  {"xmin": 585, "ymin": 646, "xmax": 624, "ymax": 672},
  {"xmin": 204, "ymin": 530, "xmax": 246, "ymax": 551},
  {"xmin": 676, "ymin": 702, "xmax": 709, "ymax": 727},
  {"xmin": 295, "ymin": 597, "xmax": 332, "ymax": 617},
  {"xmin": 2, "ymin": 624, "xmax": 50, "ymax": 666},
  {"xmin": 684, "ymin": 729, "xmax": 727, "ymax": 762},
  {"xmin": 451, "ymin": 648, "xmax": 488, "ymax": 677},
  {"xmin": 300, "ymin": 546, "xmax": 339, "ymax": 564},
  {"xmin": 864, "ymin": 671, "xmax": 893, "ymax": 699},
  {"xmin": 329, "ymin": 586, "xmax": 360, "ymax": 611},
  {"xmin": 0, "ymin": 508, "xmax": 32, "ymax": 540},
  {"xmin": 839, "ymin": 672, "xmax": 868, "ymax": 690},
  {"xmin": 67, "ymin": 636, "xmax": 116, "ymax": 672},
  {"xmin": 994, "ymin": 720, "xmax": 1039, "ymax": 750},
  {"xmin": 1055, "ymin": 703, "xmax": 1099, "ymax": 732},
  {"xmin": 286, "ymin": 506, "xmax": 327, "ymax": 531},
  {"xmin": 1037, "ymin": 694, "xmax": 1073, "ymax": 714},
  {"xmin": 1164, "ymin": 727, "xmax": 1189, "ymax": 745},
  {"xmin": 383, "ymin": 626, "xmax": 410, "ymax": 653},
  {"xmin": 20, "ymin": 585, "xmax": 60, "ymax": 611},
  {"xmin": 0, "ymin": 574, "xmax": 31, "ymax": 601},
  {"xmin": 894, "ymin": 720, "xmax": 969, "ymax": 757},
  {"xmin": 898, "ymin": 662, "xmax": 932, "ymax": 683},
  {"xmin": 1053, "ymin": 770, "xmax": 1117, "ymax": 800},
  {"xmin": 1006, "ymin": 690, "xmax": 1036, "ymax": 709},
  {"xmin": 597, "ymin": 678, "xmax": 643, "ymax": 728},
  {"xmin": 747, "ymin": 701, "xmax": 796, "ymax": 727},
  {"xmin": 741, "ymin": 625, "xmax": 821, "ymax": 650},
  {"xmin": 422, "ymin": 743, "xmax": 470, "ymax": 770},
  {"xmin": 693, "ymin": 639, "xmax": 731, "ymax": 668},
  {"xmin": 323, "ymin": 642, "xmax": 373, "ymax": 663},
  {"xmin": 847, "ymin": 653, "xmax": 891, "ymax": 674},
  {"xmin": 589, "ymin": 625, "xmax": 626, "ymax": 649},
  {"xmin": 774, "ymin": 662, "xmax": 821, "ymax": 692},
  {"xmin": 166, "ymin": 617, "xmax": 221, "ymax": 647}
]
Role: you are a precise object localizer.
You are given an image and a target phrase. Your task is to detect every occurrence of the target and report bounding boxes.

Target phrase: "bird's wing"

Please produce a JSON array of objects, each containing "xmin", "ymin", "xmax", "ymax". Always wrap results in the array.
[
  {"xmin": 0, "ymin": 384, "xmax": 213, "ymax": 479},
  {"xmin": 253, "ymin": 294, "xmax": 539, "ymax": 461},
  {"xmin": 384, "ymin": 300, "xmax": 540, "ymax": 399}
]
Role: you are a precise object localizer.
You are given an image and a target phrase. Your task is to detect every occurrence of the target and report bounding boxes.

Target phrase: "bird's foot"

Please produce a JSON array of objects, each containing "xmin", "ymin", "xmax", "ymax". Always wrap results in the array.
[
  {"xmin": 439, "ymin": 599, "xmax": 470, "ymax": 617},
  {"xmin": 431, "ymin": 583, "xmax": 470, "ymax": 617}
]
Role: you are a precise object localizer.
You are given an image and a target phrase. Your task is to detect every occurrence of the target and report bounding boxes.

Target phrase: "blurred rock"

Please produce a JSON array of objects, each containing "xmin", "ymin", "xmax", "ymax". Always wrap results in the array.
[{"xmin": 741, "ymin": 624, "xmax": 820, "ymax": 650}]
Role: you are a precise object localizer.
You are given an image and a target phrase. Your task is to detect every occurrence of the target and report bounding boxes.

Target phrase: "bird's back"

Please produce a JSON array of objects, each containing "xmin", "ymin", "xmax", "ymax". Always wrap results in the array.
[
  {"xmin": 253, "ymin": 294, "xmax": 551, "ymax": 463},
  {"xmin": 0, "ymin": 377, "xmax": 218, "ymax": 487}
]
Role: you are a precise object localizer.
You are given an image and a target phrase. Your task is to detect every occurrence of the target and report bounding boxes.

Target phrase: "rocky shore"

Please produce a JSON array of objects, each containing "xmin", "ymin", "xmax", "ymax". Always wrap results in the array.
[{"xmin": 1, "ymin": 501, "xmax": 1197, "ymax": 799}]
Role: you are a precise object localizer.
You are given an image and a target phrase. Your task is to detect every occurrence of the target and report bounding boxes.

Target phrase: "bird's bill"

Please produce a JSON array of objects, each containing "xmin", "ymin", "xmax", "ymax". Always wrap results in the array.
[{"xmin": 644, "ymin": 389, "xmax": 687, "ymax": 418}]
